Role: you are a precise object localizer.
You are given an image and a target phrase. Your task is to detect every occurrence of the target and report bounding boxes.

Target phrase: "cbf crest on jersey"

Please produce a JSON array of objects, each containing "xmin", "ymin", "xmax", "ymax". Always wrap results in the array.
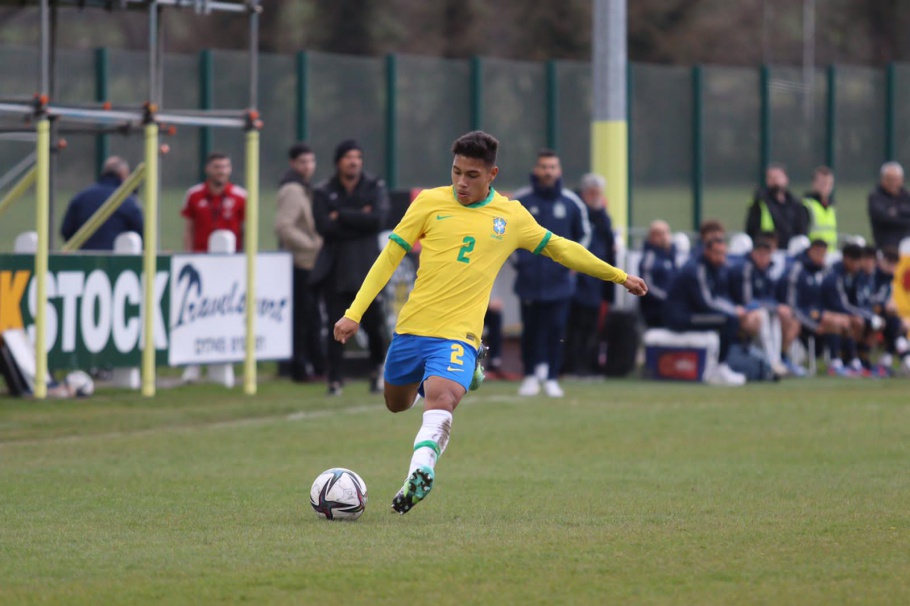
[{"xmin": 492, "ymin": 217, "xmax": 507, "ymax": 238}]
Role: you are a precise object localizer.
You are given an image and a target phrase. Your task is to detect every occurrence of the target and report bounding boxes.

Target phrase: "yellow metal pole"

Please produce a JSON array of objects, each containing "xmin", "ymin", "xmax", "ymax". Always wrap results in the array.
[
  {"xmin": 591, "ymin": 120, "xmax": 628, "ymax": 243},
  {"xmin": 62, "ymin": 164, "xmax": 146, "ymax": 252},
  {"xmin": 0, "ymin": 166, "xmax": 37, "ymax": 219},
  {"xmin": 244, "ymin": 128, "xmax": 259, "ymax": 395},
  {"xmin": 141, "ymin": 123, "xmax": 158, "ymax": 397},
  {"xmin": 33, "ymin": 119, "xmax": 50, "ymax": 400}
]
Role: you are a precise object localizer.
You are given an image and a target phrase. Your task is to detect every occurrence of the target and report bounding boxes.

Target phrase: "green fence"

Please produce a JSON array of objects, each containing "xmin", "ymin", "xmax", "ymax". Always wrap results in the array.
[{"xmin": 2, "ymin": 45, "xmax": 909, "ymax": 251}]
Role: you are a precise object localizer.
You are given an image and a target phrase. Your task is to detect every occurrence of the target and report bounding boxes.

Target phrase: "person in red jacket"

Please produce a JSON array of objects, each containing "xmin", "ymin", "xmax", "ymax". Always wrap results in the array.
[{"xmin": 181, "ymin": 152, "xmax": 247, "ymax": 252}]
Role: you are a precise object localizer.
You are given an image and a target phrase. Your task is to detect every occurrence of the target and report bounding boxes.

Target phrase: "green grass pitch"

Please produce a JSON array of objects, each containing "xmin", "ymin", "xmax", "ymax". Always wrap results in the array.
[{"xmin": 1, "ymin": 376, "xmax": 908, "ymax": 604}]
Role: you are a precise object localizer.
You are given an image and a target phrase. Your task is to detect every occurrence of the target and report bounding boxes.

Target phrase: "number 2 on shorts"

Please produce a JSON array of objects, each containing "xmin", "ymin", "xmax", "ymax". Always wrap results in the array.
[{"xmin": 450, "ymin": 343, "xmax": 464, "ymax": 366}]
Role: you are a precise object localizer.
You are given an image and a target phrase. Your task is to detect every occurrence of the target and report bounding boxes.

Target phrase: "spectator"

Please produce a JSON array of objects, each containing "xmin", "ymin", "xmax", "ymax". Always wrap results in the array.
[
  {"xmin": 563, "ymin": 173, "xmax": 615, "ymax": 376},
  {"xmin": 60, "ymin": 156, "xmax": 144, "ymax": 250},
  {"xmin": 663, "ymin": 221, "xmax": 766, "ymax": 386},
  {"xmin": 802, "ymin": 166, "xmax": 838, "ymax": 248},
  {"xmin": 745, "ymin": 163, "xmax": 808, "ymax": 248},
  {"xmin": 728, "ymin": 234, "xmax": 802, "ymax": 376},
  {"xmin": 868, "ymin": 161, "xmax": 910, "ymax": 249},
  {"xmin": 181, "ymin": 152, "xmax": 247, "ymax": 252},
  {"xmin": 638, "ymin": 220, "xmax": 677, "ymax": 329},
  {"xmin": 274, "ymin": 142, "xmax": 325, "ymax": 383},
  {"xmin": 820, "ymin": 243, "xmax": 880, "ymax": 375},
  {"xmin": 513, "ymin": 149, "xmax": 590, "ymax": 397},
  {"xmin": 312, "ymin": 139, "xmax": 389, "ymax": 396}
]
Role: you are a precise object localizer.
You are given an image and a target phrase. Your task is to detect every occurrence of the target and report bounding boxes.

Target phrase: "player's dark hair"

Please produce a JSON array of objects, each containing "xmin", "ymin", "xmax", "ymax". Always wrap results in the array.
[
  {"xmin": 882, "ymin": 246, "xmax": 900, "ymax": 263},
  {"xmin": 810, "ymin": 238, "xmax": 828, "ymax": 249},
  {"xmin": 288, "ymin": 142, "xmax": 312, "ymax": 160},
  {"xmin": 861, "ymin": 244, "xmax": 878, "ymax": 258},
  {"xmin": 206, "ymin": 151, "xmax": 229, "ymax": 164},
  {"xmin": 452, "ymin": 131, "xmax": 499, "ymax": 166},
  {"xmin": 814, "ymin": 165, "xmax": 833, "ymax": 178},
  {"xmin": 699, "ymin": 219, "xmax": 725, "ymax": 241},
  {"xmin": 759, "ymin": 230, "xmax": 778, "ymax": 247},
  {"xmin": 842, "ymin": 243, "xmax": 863, "ymax": 260},
  {"xmin": 753, "ymin": 235, "xmax": 774, "ymax": 250},
  {"xmin": 536, "ymin": 148, "xmax": 558, "ymax": 159}
]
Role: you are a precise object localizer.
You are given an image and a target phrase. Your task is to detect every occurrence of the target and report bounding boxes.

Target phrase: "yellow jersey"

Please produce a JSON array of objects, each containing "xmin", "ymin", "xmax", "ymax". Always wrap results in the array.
[{"xmin": 345, "ymin": 186, "xmax": 627, "ymax": 348}]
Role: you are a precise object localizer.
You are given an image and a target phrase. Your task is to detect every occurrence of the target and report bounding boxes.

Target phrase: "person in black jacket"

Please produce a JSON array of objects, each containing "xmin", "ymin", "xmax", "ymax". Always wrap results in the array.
[
  {"xmin": 60, "ymin": 156, "xmax": 144, "ymax": 250},
  {"xmin": 867, "ymin": 162, "xmax": 910, "ymax": 249},
  {"xmin": 745, "ymin": 163, "xmax": 809, "ymax": 249},
  {"xmin": 312, "ymin": 139, "xmax": 390, "ymax": 396}
]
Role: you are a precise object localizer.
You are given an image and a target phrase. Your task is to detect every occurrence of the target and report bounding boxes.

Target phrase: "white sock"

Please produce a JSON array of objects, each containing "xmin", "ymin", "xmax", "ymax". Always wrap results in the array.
[
  {"xmin": 758, "ymin": 309, "xmax": 781, "ymax": 365},
  {"xmin": 879, "ymin": 353, "xmax": 893, "ymax": 368},
  {"xmin": 770, "ymin": 314, "xmax": 783, "ymax": 362},
  {"xmin": 408, "ymin": 410, "xmax": 453, "ymax": 475}
]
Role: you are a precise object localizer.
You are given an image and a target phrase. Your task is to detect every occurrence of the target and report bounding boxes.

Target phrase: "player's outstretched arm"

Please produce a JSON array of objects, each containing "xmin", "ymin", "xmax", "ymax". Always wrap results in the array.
[
  {"xmin": 542, "ymin": 235, "xmax": 648, "ymax": 296},
  {"xmin": 334, "ymin": 240, "xmax": 407, "ymax": 342}
]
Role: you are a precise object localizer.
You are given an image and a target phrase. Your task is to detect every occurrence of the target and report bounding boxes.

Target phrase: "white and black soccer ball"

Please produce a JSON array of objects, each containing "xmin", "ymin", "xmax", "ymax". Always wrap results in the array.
[
  {"xmin": 65, "ymin": 370, "xmax": 94, "ymax": 397},
  {"xmin": 309, "ymin": 468, "xmax": 368, "ymax": 521}
]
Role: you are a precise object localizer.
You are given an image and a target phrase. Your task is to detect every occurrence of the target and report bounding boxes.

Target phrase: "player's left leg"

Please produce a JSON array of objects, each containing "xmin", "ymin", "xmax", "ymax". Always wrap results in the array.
[{"xmin": 391, "ymin": 339, "xmax": 476, "ymax": 515}]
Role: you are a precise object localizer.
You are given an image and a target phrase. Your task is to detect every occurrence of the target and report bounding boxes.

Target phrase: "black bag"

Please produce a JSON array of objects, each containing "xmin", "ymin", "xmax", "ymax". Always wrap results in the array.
[{"xmin": 602, "ymin": 310, "xmax": 640, "ymax": 377}]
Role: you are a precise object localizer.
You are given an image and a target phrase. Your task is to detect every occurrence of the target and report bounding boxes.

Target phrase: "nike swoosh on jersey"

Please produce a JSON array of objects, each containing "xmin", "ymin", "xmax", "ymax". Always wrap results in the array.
[
  {"xmin": 446, "ymin": 366, "xmax": 464, "ymax": 372},
  {"xmin": 436, "ymin": 215, "xmax": 453, "ymax": 220}
]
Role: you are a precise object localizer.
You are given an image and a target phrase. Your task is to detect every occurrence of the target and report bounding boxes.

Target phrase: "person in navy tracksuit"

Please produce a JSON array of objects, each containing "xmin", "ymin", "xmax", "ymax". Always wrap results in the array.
[
  {"xmin": 60, "ymin": 156, "xmax": 144, "ymax": 250},
  {"xmin": 728, "ymin": 235, "xmax": 802, "ymax": 372},
  {"xmin": 638, "ymin": 220, "xmax": 677, "ymax": 328},
  {"xmin": 663, "ymin": 221, "xmax": 765, "ymax": 385},
  {"xmin": 513, "ymin": 149, "xmax": 590, "ymax": 397},
  {"xmin": 563, "ymin": 173, "xmax": 616, "ymax": 376},
  {"xmin": 821, "ymin": 243, "xmax": 879, "ymax": 372}
]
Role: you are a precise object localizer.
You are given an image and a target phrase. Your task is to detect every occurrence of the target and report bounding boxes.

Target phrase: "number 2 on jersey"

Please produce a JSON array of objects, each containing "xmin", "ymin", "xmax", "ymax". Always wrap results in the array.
[{"xmin": 456, "ymin": 236, "xmax": 476, "ymax": 264}]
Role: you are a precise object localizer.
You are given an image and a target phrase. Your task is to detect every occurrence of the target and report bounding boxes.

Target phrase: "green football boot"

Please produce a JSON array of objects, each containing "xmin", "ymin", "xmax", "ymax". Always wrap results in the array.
[
  {"xmin": 390, "ymin": 466, "xmax": 435, "ymax": 515},
  {"xmin": 469, "ymin": 344, "xmax": 487, "ymax": 391}
]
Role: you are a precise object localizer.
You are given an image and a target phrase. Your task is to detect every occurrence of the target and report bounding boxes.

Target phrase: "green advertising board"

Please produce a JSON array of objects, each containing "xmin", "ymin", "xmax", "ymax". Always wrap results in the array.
[{"xmin": 0, "ymin": 254, "xmax": 170, "ymax": 369}]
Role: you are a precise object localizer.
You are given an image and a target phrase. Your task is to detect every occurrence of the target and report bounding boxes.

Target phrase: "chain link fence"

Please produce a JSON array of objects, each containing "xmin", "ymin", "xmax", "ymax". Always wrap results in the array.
[{"xmin": 2, "ymin": 44, "xmax": 910, "ymax": 251}]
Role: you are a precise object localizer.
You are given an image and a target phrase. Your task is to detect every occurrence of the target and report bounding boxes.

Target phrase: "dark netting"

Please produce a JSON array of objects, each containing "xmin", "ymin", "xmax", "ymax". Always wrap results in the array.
[
  {"xmin": 555, "ymin": 60, "xmax": 591, "ymax": 188},
  {"xmin": 307, "ymin": 51, "xmax": 386, "ymax": 186},
  {"xmin": 702, "ymin": 66, "xmax": 760, "ymax": 235},
  {"xmin": 835, "ymin": 66, "xmax": 885, "ymax": 185},
  {"xmin": 481, "ymin": 58, "xmax": 547, "ymax": 192},
  {"xmin": 630, "ymin": 63, "xmax": 693, "ymax": 234},
  {"xmin": 0, "ymin": 46, "xmax": 38, "ymax": 98},
  {"xmin": 768, "ymin": 66, "xmax": 828, "ymax": 191},
  {"xmin": 895, "ymin": 64, "xmax": 910, "ymax": 169},
  {"xmin": 396, "ymin": 54, "xmax": 471, "ymax": 189}
]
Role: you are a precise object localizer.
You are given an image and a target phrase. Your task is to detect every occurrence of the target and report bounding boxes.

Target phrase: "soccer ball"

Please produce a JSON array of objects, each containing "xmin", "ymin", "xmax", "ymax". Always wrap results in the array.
[
  {"xmin": 309, "ymin": 468, "xmax": 368, "ymax": 521},
  {"xmin": 64, "ymin": 370, "xmax": 94, "ymax": 397}
]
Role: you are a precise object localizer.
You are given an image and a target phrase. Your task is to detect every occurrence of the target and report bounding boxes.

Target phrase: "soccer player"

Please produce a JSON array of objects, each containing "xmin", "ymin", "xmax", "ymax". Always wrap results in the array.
[{"xmin": 333, "ymin": 131, "xmax": 648, "ymax": 514}]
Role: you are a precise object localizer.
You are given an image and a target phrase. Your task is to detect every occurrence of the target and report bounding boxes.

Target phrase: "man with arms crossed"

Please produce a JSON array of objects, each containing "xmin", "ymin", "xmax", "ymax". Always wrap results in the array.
[{"xmin": 333, "ymin": 131, "xmax": 647, "ymax": 514}]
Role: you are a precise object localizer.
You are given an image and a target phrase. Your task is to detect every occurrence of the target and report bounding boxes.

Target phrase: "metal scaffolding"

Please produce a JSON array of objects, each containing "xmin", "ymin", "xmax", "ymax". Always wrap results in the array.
[{"xmin": 0, "ymin": 0, "xmax": 263, "ymax": 398}]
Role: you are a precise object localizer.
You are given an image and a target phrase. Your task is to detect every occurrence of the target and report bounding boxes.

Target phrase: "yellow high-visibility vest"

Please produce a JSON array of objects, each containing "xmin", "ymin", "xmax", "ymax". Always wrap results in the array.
[{"xmin": 802, "ymin": 197, "xmax": 837, "ymax": 248}]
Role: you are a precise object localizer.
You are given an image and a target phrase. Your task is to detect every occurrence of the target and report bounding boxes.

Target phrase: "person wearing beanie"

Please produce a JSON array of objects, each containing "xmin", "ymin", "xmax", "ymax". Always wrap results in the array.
[{"xmin": 312, "ymin": 139, "xmax": 390, "ymax": 396}]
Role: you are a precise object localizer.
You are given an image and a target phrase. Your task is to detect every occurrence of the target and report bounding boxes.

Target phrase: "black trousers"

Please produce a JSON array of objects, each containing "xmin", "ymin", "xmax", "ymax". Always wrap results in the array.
[
  {"xmin": 563, "ymin": 302, "xmax": 600, "ymax": 375},
  {"xmin": 325, "ymin": 288, "xmax": 388, "ymax": 384},
  {"xmin": 287, "ymin": 267, "xmax": 325, "ymax": 380}
]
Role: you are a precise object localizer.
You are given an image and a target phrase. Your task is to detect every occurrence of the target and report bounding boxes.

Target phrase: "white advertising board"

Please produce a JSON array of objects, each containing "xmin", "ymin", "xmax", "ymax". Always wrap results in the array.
[{"xmin": 168, "ymin": 252, "xmax": 292, "ymax": 365}]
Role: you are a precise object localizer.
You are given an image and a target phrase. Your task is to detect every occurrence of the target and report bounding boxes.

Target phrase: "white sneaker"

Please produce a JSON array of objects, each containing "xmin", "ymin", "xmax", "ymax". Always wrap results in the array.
[
  {"xmin": 770, "ymin": 360, "xmax": 789, "ymax": 377},
  {"xmin": 534, "ymin": 363, "xmax": 549, "ymax": 382},
  {"xmin": 705, "ymin": 363, "xmax": 746, "ymax": 386},
  {"xmin": 543, "ymin": 379, "xmax": 564, "ymax": 398},
  {"xmin": 518, "ymin": 376, "xmax": 540, "ymax": 396},
  {"xmin": 901, "ymin": 355, "xmax": 910, "ymax": 376}
]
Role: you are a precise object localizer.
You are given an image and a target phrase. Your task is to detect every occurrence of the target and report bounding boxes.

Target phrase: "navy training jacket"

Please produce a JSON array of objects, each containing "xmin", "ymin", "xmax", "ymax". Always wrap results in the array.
[
  {"xmin": 776, "ymin": 252, "xmax": 827, "ymax": 331},
  {"xmin": 638, "ymin": 241, "xmax": 678, "ymax": 324},
  {"xmin": 60, "ymin": 174, "xmax": 144, "ymax": 251},
  {"xmin": 728, "ymin": 254, "xmax": 777, "ymax": 308},
  {"xmin": 663, "ymin": 253, "xmax": 739, "ymax": 327},
  {"xmin": 513, "ymin": 175, "xmax": 590, "ymax": 302},
  {"xmin": 573, "ymin": 204, "xmax": 616, "ymax": 308},
  {"xmin": 820, "ymin": 261, "xmax": 876, "ymax": 323}
]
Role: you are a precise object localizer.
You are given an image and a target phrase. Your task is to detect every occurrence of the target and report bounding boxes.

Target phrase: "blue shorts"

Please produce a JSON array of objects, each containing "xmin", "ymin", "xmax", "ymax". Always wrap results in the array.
[{"xmin": 384, "ymin": 333, "xmax": 479, "ymax": 395}]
